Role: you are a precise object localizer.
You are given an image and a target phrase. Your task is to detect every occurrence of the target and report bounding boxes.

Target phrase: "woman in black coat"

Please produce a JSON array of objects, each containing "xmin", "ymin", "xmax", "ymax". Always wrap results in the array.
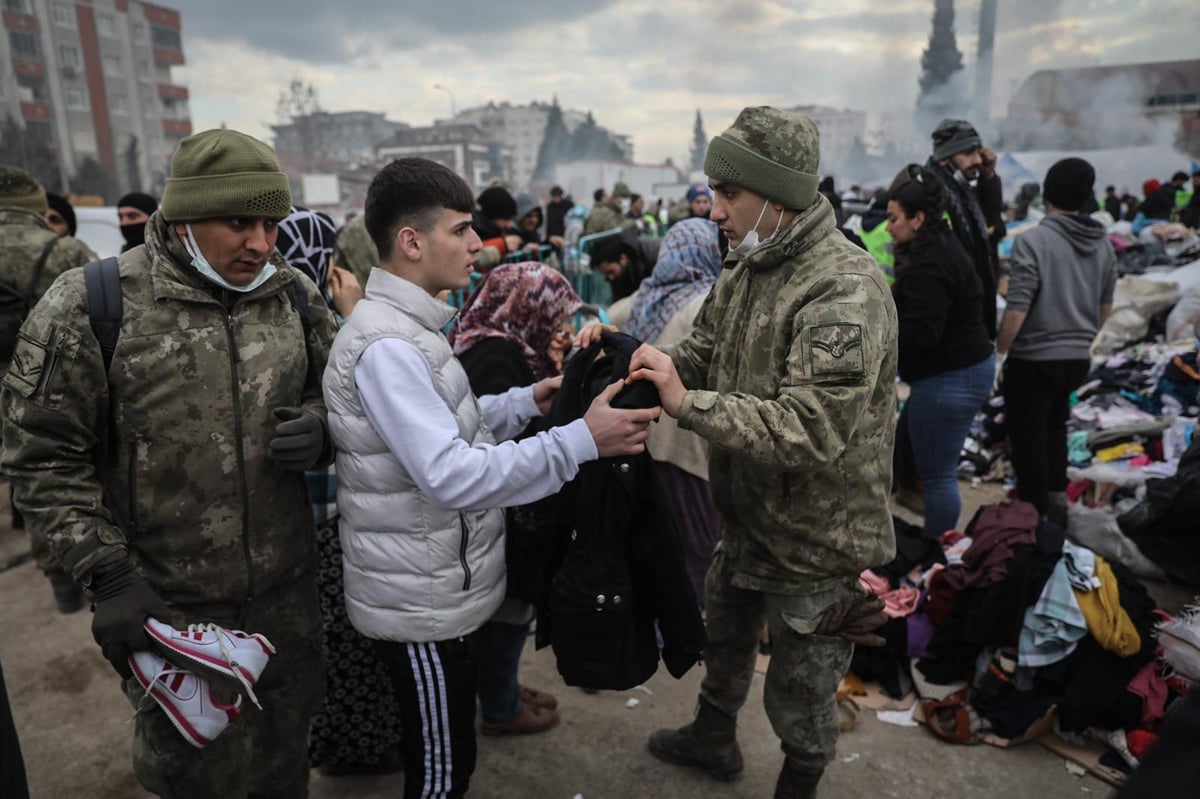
[{"xmin": 888, "ymin": 165, "xmax": 995, "ymax": 541}]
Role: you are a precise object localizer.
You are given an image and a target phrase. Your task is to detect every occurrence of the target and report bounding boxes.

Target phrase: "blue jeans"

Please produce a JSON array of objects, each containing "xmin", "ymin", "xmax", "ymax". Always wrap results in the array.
[
  {"xmin": 475, "ymin": 620, "xmax": 527, "ymax": 724},
  {"xmin": 896, "ymin": 354, "xmax": 994, "ymax": 539}
]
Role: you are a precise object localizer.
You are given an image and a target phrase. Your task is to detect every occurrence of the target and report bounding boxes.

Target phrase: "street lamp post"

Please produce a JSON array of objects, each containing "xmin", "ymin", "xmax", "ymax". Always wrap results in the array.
[{"xmin": 433, "ymin": 83, "xmax": 456, "ymax": 118}]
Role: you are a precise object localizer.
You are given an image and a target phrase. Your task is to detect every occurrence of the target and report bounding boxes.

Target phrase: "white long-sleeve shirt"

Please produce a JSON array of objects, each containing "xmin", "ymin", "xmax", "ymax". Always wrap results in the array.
[{"xmin": 355, "ymin": 338, "xmax": 597, "ymax": 512}]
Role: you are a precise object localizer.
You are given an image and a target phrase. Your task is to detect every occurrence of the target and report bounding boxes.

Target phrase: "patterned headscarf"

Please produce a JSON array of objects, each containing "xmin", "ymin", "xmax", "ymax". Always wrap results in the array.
[
  {"xmin": 451, "ymin": 262, "xmax": 582, "ymax": 380},
  {"xmin": 274, "ymin": 206, "xmax": 337, "ymax": 290},
  {"xmin": 625, "ymin": 218, "xmax": 722, "ymax": 343}
]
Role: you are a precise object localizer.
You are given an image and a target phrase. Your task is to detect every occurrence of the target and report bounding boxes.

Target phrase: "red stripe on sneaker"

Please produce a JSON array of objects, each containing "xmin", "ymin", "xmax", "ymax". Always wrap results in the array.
[{"xmin": 170, "ymin": 672, "xmax": 185, "ymax": 692}]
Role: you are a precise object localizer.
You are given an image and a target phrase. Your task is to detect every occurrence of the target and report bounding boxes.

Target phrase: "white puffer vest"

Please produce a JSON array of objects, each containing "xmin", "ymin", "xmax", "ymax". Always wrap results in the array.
[{"xmin": 323, "ymin": 269, "xmax": 506, "ymax": 642}]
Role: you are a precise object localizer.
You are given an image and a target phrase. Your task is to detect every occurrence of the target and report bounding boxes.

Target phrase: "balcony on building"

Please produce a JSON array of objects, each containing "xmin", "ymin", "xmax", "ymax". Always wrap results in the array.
[
  {"xmin": 19, "ymin": 100, "xmax": 50, "ymax": 120},
  {"xmin": 10, "ymin": 55, "xmax": 42, "ymax": 78},
  {"xmin": 162, "ymin": 118, "xmax": 192, "ymax": 137},
  {"xmin": 152, "ymin": 46, "xmax": 184, "ymax": 66},
  {"xmin": 157, "ymin": 83, "xmax": 188, "ymax": 101},
  {"xmin": 3, "ymin": 11, "xmax": 38, "ymax": 34}
]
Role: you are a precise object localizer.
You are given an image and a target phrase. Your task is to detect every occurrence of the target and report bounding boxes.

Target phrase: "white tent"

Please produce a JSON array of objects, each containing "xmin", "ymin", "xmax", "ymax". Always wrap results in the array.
[{"xmin": 995, "ymin": 146, "xmax": 1197, "ymax": 199}]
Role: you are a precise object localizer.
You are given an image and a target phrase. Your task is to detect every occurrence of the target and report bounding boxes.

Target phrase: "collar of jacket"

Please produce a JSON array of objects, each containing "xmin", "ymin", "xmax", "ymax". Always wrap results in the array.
[
  {"xmin": 143, "ymin": 210, "xmax": 298, "ymax": 307},
  {"xmin": 732, "ymin": 193, "xmax": 835, "ymax": 274},
  {"xmin": 363, "ymin": 267, "xmax": 457, "ymax": 333},
  {"xmin": 0, "ymin": 207, "xmax": 51, "ymax": 229}
]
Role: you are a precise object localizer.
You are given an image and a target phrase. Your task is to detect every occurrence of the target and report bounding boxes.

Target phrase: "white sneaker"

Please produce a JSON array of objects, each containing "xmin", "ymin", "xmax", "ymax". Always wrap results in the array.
[
  {"xmin": 128, "ymin": 650, "xmax": 241, "ymax": 748},
  {"xmin": 144, "ymin": 617, "xmax": 275, "ymax": 707}
]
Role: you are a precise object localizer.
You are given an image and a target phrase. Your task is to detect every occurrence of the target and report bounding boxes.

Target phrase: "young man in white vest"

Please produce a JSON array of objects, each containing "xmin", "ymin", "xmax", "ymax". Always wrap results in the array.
[{"xmin": 322, "ymin": 157, "xmax": 660, "ymax": 798}]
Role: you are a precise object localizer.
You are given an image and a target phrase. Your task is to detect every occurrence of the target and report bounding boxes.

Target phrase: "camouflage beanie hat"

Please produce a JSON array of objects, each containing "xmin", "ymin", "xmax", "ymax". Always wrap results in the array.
[
  {"xmin": 0, "ymin": 166, "xmax": 48, "ymax": 213},
  {"xmin": 704, "ymin": 107, "xmax": 821, "ymax": 211},
  {"xmin": 161, "ymin": 129, "xmax": 291, "ymax": 223}
]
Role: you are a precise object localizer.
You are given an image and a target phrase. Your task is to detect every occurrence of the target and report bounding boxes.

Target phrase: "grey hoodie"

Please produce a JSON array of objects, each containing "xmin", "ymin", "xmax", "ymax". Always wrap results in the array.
[{"xmin": 1006, "ymin": 213, "xmax": 1117, "ymax": 361}]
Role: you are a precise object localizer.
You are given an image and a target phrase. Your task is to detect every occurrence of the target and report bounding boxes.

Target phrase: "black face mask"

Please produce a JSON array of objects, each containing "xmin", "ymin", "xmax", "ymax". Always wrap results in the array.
[
  {"xmin": 121, "ymin": 222, "xmax": 147, "ymax": 248},
  {"xmin": 717, "ymin": 227, "xmax": 729, "ymax": 262}
]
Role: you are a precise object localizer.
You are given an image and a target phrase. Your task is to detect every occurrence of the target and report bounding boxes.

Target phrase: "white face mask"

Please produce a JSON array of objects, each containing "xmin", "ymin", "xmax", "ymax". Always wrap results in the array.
[
  {"xmin": 182, "ymin": 224, "xmax": 277, "ymax": 293},
  {"xmin": 729, "ymin": 200, "xmax": 786, "ymax": 257},
  {"xmin": 953, "ymin": 168, "xmax": 978, "ymax": 189}
]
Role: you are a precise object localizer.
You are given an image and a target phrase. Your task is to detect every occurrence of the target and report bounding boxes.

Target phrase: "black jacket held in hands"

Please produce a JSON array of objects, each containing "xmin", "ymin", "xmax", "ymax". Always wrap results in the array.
[{"xmin": 532, "ymin": 331, "xmax": 706, "ymax": 690}]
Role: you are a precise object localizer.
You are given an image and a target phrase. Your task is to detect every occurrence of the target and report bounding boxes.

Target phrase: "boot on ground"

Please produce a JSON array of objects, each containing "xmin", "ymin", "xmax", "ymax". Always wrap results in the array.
[
  {"xmin": 774, "ymin": 759, "xmax": 823, "ymax": 799},
  {"xmin": 647, "ymin": 698, "xmax": 743, "ymax": 781}
]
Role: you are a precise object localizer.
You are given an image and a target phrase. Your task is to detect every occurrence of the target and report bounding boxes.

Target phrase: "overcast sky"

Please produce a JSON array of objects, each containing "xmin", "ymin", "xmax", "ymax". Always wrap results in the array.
[{"xmin": 174, "ymin": 0, "xmax": 1196, "ymax": 165}]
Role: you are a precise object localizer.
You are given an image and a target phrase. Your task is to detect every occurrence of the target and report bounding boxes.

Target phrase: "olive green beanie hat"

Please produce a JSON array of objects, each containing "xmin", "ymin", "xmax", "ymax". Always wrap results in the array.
[
  {"xmin": 161, "ymin": 129, "xmax": 291, "ymax": 222},
  {"xmin": 704, "ymin": 106, "xmax": 821, "ymax": 211},
  {"xmin": 0, "ymin": 166, "xmax": 48, "ymax": 213}
]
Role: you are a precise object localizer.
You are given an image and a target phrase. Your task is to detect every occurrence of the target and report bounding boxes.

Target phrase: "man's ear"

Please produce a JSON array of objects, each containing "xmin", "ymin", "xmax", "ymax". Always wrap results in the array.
[
  {"xmin": 396, "ymin": 227, "xmax": 421, "ymax": 261},
  {"xmin": 173, "ymin": 223, "xmax": 188, "ymax": 239}
]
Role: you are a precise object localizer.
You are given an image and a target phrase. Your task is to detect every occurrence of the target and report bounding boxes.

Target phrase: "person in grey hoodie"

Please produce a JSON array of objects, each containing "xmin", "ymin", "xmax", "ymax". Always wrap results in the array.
[{"xmin": 997, "ymin": 157, "xmax": 1116, "ymax": 523}]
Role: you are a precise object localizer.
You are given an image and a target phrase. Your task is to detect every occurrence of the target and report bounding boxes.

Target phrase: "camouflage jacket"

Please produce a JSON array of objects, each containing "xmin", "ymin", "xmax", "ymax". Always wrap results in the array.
[
  {"xmin": 0, "ymin": 208, "xmax": 96, "ymax": 374},
  {"xmin": 668, "ymin": 194, "xmax": 898, "ymax": 594},
  {"xmin": 334, "ymin": 214, "xmax": 378, "ymax": 289},
  {"xmin": 0, "ymin": 213, "xmax": 336, "ymax": 607},
  {"xmin": 583, "ymin": 200, "xmax": 631, "ymax": 236}
]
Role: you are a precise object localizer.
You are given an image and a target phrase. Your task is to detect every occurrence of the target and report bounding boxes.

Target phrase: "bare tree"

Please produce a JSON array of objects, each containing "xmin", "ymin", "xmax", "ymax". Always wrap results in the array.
[{"xmin": 276, "ymin": 76, "xmax": 325, "ymax": 173}]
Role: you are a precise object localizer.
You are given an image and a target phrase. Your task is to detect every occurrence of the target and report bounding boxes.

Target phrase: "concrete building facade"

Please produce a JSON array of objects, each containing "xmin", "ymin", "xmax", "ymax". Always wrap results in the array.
[
  {"xmin": 789, "ymin": 104, "xmax": 868, "ymax": 172},
  {"xmin": 453, "ymin": 100, "xmax": 633, "ymax": 190},
  {"xmin": 376, "ymin": 121, "xmax": 512, "ymax": 192},
  {"xmin": 272, "ymin": 110, "xmax": 407, "ymax": 178},
  {"xmin": 0, "ymin": 0, "xmax": 190, "ymax": 197}
]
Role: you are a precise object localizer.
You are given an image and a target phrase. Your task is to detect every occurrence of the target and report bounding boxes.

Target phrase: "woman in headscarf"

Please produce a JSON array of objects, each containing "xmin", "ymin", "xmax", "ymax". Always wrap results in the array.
[
  {"xmin": 450, "ymin": 261, "xmax": 581, "ymax": 735},
  {"xmin": 620, "ymin": 218, "xmax": 724, "ymax": 607},
  {"xmin": 273, "ymin": 205, "xmax": 401, "ymax": 777}
]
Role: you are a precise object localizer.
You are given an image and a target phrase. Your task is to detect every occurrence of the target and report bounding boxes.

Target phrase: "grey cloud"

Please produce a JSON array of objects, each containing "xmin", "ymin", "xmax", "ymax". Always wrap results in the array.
[{"xmin": 180, "ymin": 0, "xmax": 618, "ymax": 64}]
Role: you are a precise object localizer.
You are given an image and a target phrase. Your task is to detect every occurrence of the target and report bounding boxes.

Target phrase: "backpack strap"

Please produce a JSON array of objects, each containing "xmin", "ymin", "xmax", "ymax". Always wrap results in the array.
[
  {"xmin": 83, "ymin": 258, "xmax": 122, "ymax": 373},
  {"xmin": 285, "ymin": 277, "xmax": 316, "ymax": 387},
  {"xmin": 27, "ymin": 236, "xmax": 59, "ymax": 300}
]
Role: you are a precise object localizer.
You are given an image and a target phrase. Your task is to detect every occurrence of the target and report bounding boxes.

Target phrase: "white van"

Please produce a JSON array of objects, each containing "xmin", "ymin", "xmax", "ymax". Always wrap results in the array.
[{"xmin": 73, "ymin": 207, "xmax": 124, "ymax": 259}]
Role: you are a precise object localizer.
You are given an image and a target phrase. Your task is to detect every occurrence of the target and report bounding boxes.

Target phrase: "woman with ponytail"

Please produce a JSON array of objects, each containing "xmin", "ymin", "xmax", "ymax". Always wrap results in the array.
[{"xmin": 888, "ymin": 164, "xmax": 995, "ymax": 540}]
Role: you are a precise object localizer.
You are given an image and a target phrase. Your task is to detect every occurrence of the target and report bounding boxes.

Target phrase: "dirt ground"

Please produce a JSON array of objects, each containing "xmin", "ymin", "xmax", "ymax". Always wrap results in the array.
[{"xmin": 1, "ymin": 481, "xmax": 1186, "ymax": 799}]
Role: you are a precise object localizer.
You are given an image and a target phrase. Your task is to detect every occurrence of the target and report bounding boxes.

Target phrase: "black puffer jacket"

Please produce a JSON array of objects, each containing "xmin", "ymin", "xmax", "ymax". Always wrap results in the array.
[{"xmin": 533, "ymin": 332, "xmax": 706, "ymax": 689}]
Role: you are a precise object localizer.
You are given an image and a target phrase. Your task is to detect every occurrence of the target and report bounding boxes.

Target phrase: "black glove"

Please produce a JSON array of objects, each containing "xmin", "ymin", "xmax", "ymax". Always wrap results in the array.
[
  {"xmin": 269, "ymin": 406, "xmax": 326, "ymax": 471},
  {"xmin": 88, "ymin": 559, "xmax": 170, "ymax": 678},
  {"xmin": 814, "ymin": 595, "xmax": 888, "ymax": 647}
]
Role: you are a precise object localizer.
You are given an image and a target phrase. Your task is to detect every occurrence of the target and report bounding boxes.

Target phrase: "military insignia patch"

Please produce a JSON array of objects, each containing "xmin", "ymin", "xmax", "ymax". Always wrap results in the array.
[
  {"xmin": 809, "ymin": 323, "xmax": 864, "ymax": 377},
  {"xmin": 2, "ymin": 334, "xmax": 47, "ymax": 397}
]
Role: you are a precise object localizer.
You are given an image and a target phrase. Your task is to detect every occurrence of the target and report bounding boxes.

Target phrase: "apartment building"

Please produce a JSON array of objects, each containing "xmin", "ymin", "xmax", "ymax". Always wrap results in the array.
[
  {"xmin": 0, "ymin": 0, "xmax": 189, "ymax": 196},
  {"xmin": 454, "ymin": 100, "xmax": 633, "ymax": 190}
]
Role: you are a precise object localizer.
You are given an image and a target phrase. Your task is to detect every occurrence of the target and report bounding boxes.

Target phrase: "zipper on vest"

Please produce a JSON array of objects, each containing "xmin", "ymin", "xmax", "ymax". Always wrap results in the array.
[
  {"xmin": 220, "ymin": 311, "xmax": 255, "ymax": 602},
  {"xmin": 458, "ymin": 512, "xmax": 472, "ymax": 591}
]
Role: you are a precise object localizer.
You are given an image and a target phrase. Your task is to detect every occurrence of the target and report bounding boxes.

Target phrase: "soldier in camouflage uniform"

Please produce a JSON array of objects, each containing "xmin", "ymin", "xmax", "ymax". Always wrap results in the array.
[
  {"xmin": 1, "ymin": 130, "xmax": 336, "ymax": 798},
  {"xmin": 0, "ymin": 166, "xmax": 96, "ymax": 612},
  {"xmin": 584, "ymin": 181, "xmax": 634, "ymax": 236},
  {"xmin": 333, "ymin": 213, "xmax": 378, "ymax": 291},
  {"xmin": 628, "ymin": 107, "xmax": 898, "ymax": 799}
]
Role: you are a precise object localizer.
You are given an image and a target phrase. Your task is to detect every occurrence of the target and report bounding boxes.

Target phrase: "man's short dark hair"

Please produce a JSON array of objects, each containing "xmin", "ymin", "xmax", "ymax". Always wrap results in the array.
[
  {"xmin": 1171, "ymin": 171, "xmax": 1189, "ymax": 184},
  {"xmin": 589, "ymin": 234, "xmax": 628, "ymax": 266},
  {"xmin": 593, "ymin": 188, "xmax": 606, "ymax": 203},
  {"xmin": 550, "ymin": 185, "xmax": 564, "ymax": 198},
  {"xmin": 629, "ymin": 193, "xmax": 642, "ymax": 204},
  {"xmin": 1105, "ymin": 185, "xmax": 1115, "ymax": 194},
  {"xmin": 365, "ymin": 158, "xmax": 473, "ymax": 260}
]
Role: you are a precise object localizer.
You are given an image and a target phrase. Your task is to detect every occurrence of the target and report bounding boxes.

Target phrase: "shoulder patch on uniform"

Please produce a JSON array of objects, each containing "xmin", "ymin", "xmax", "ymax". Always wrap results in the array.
[
  {"xmin": 809, "ymin": 323, "xmax": 864, "ymax": 376},
  {"xmin": 2, "ymin": 333, "xmax": 49, "ymax": 397}
]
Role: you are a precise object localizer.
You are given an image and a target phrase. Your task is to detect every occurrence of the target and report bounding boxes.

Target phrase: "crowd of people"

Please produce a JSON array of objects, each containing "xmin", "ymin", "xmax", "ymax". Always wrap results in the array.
[{"xmin": 0, "ymin": 99, "xmax": 1197, "ymax": 799}]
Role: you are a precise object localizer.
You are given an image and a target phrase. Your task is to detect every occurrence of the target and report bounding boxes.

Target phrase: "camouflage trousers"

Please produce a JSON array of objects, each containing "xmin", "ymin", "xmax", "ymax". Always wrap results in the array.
[
  {"xmin": 700, "ymin": 549, "xmax": 858, "ymax": 774},
  {"xmin": 121, "ymin": 574, "xmax": 323, "ymax": 798}
]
